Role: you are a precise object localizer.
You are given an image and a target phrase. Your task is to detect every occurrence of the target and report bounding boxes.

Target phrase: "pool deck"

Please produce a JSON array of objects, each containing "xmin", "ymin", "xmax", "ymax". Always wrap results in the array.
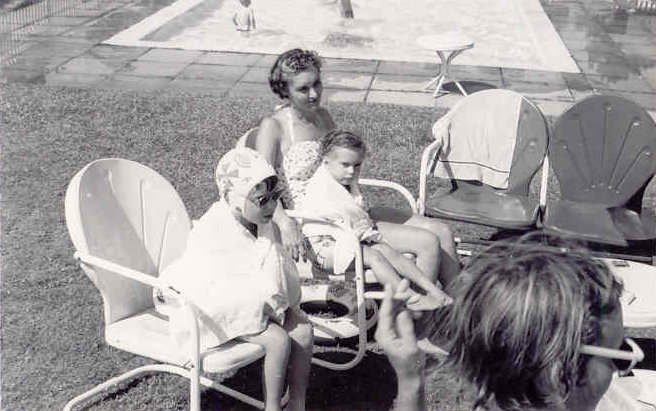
[{"xmin": 1, "ymin": 0, "xmax": 655, "ymax": 118}]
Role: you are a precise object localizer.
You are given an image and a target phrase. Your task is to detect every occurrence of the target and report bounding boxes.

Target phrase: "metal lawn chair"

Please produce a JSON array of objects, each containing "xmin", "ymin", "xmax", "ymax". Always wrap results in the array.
[
  {"xmin": 418, "ymin": 89, "xmax": 550, "ymax": 251},
  {"xmin": 544, "ymin": 94, "xmax": 656, "ymax": 261},
  {"xmin": 238, "ymin": 127, "xmax": 419, "ymax": 370},
  {"xmin": 64, "ymin": 158, "xmax": 279, "ymax": 411}
]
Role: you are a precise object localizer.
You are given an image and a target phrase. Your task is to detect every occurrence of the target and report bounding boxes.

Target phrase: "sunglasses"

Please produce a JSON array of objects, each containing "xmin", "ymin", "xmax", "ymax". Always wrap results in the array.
[
  {"xmin": 249, "ymin": 189, "xmax": 284, "ymax": 207},
  {"xmin": 580, "ymin": 337, "xmax": 644, "ymax": 376}
]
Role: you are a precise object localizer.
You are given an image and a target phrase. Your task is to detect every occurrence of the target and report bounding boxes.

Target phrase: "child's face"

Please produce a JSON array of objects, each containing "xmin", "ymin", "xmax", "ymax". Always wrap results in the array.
[
  {"xmin": 286, "ymin": 68, "xmax": 323, "ymax": 111},
  {"xmin": 323, "ymin": 146, "xmax": 364, "ymax": 186},
  {"xmin": 240, "ymin": 182, "xmax": 281, "ymax": 225},
  {"xmin": 239, "ymin": 0, "xmax": 251, "ymax": 6}
]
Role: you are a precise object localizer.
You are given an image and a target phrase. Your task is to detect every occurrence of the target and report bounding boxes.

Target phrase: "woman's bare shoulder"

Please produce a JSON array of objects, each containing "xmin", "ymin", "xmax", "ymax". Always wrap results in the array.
[{"xmin": 258, "ymin": 115, "xmax": 284, "ymax": 141}]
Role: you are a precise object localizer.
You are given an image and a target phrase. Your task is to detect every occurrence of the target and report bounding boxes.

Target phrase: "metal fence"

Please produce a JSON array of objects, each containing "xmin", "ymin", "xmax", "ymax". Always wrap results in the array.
[{"xmin": 0, "ymin": 0, "xmax": 97, "ymax": 65}]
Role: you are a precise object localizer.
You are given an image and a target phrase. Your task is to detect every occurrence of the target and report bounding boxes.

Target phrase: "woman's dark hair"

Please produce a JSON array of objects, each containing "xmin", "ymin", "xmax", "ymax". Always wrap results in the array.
[
  {"xmin": 269, "ymin": 48, "xmax": 322, "ymax": 99},
  {"xmin": 319, "ymin": 129, "xmax": 366, "ymax": 158},
  {"xmin": 438, "ymin": 232, "xmax": 623, "ymax": 411}
]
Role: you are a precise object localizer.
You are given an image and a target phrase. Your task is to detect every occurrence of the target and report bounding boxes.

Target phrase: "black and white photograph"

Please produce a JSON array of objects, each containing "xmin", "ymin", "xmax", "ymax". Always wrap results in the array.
[{"xmin": 2, "ymin": 0, "xmax": 656, "ymax": 409}]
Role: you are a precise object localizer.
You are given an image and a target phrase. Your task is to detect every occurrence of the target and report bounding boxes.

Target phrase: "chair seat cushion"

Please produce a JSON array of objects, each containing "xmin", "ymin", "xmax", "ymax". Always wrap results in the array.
[
  {"xmin": 544, "ymin": 200, "xmax": 628, "ymax": 246},
  {"xmin": 106, "ymin": 309, "xmax": 264, "ymax": 373},
  {"xmin": 426, "ymin": 188, "xmax": 539, "ymax": 229}
]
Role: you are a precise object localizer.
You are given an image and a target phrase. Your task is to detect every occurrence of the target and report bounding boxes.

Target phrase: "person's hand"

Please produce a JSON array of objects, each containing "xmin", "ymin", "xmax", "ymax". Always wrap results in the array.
[
  {"xmin": 375, "ymin": 281, "xmax": 422, "ymax": 379},
  {"xmin": 279, "ymin": 214, "xmax": 308, "ymax": 262},
  {"xmin": 375, "ymin": 281, "xmax": 427, "ymax": 411}
]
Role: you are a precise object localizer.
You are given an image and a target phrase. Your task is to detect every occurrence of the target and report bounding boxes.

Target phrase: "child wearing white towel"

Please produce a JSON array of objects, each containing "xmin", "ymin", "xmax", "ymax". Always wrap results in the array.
[{"xmin": 298, "ymin": 130, "xmax": 452, "ymax": 311}]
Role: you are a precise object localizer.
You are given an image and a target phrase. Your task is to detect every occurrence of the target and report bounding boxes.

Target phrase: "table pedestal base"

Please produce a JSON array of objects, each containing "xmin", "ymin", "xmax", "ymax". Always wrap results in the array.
[{"xmin": 424, "ymin": 49, "xmax": 469, "ymax": 97}]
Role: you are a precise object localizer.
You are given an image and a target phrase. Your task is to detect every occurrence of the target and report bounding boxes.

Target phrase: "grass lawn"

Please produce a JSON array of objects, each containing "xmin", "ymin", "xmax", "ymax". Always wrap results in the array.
[{"xmin": 2, "ymin": 83, "xmax": 654, "ymax": 410}]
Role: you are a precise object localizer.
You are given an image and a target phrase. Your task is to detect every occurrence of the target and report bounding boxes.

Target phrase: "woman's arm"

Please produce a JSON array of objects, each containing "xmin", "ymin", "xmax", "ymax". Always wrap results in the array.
[
  {"xmin": 256, "ymin": 116, "xmax": 282, "ymax": 166},
  {"xmin": 256, "ymin": 117, "xmax": 308, "ymax": 262}
]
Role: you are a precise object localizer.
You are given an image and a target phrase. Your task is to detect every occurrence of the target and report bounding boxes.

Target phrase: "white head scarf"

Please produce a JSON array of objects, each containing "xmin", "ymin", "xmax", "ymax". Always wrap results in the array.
[{"xmin": 215, "ymin": 147, "xmax": 277, "ymax": 211}]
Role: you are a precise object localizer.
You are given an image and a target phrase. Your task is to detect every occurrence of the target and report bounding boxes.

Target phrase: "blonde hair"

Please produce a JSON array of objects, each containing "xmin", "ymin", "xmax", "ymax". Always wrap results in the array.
[{"xmin": 440, "ymin": 233, "xmax": 622, "ymax": 411}]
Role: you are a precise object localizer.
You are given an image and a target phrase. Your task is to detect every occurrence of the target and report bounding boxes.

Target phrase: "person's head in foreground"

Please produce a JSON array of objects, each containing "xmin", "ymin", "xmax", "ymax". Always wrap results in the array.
[
  {"xmin": 215, "ymin": 147, "xmax": 281, "ymax": 229},
  {"xmin": 445, "ymin": 234, "xmax": 628, "ymax": 411},
  {"xmin": 319, "ymin": 129, "xmax": 366, "ymax": 187},
  {"xmin": 269, "ymin": 48, "xmax": 323, "ymax": 110},
  {"xmin": 376, "ymin": 233, "xmax": 644, "ymax": 411}
]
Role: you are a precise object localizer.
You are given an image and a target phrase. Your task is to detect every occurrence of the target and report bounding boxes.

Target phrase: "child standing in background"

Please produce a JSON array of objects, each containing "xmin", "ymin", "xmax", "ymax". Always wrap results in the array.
[{"xmin": 233, "ymin": 0, "xmax": 256, "ymax": 36}]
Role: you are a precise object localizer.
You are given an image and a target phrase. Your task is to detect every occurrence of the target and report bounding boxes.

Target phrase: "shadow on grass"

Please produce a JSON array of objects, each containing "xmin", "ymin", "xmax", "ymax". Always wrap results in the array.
[{"xmin": 203, "ymin": 351, "xmax": 397, "ymax": 410}]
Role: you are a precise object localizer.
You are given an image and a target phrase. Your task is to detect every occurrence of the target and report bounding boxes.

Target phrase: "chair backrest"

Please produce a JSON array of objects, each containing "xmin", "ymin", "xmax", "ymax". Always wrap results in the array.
[
  {"xmin": 435, "ymin": 89, "xmax": 549, "ymax": 196},
  {"xmin": 237, "ymin": 127, "xmax": 259, "ymax": 150},
  {"xmin": 550, "ymin": 95, "xmax": 656, "ymax": 207},
  {"xmin": 65, "ymin": 159, "xmax": 191, "ymax": 326}
]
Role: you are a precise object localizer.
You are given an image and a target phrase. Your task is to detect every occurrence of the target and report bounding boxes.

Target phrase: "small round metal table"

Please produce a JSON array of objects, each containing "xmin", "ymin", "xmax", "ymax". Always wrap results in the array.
[{"xmin": 417, "ymin": 33, "xmax": 474, "ymax": 97}]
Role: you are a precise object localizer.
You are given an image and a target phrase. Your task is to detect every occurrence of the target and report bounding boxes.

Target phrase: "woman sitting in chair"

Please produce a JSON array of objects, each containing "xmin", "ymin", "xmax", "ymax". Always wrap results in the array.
[
  {"xmin": 255, "ymin": 47, "xmax": 460, "ymax": 287},
  {"xmin": 161, "ymin": 148, "xmax": 313, "ymax": 411},
  {"xmin": 376, "ymin": 233, "xmax": 645, "ymax": 411}
]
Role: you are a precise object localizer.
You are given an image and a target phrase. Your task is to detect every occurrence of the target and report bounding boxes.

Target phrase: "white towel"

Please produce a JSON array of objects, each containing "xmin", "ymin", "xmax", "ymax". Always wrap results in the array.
[
  {"xmin": 297, "ymin": 165, "xmax": 381, "ymax": 274},
  {"xmin": 432, "ymin": 89, "xmax": 523, "ymax": 189}
]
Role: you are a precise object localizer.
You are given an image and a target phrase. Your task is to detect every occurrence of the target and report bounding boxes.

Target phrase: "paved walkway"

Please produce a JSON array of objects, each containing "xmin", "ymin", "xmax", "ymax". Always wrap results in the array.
[{"xmin": 1, "ymin": 0, "xmax": 655, "ymax": 117}]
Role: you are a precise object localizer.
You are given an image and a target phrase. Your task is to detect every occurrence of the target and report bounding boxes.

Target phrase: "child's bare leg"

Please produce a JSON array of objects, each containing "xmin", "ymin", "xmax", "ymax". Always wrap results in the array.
[
  {"xmin": 282, "ymin": 307, "xmax": 314, "ymax": 411},
  {"xmin": 397, "ymin": 215, "xmax": 460, "ymax": 287},
  {"xmin": 371, "ymin": 242, "xmax": 452, "ymax": 308},
  {"xmin": 361, "ymin": 244, "xmax": 404, "ymax": 287},
  {"xmin": 319, "ymin": 242, "xmax": 440, "ymax": 310},
  {"xmin": 362, "ymin": 245, "xmax": 441, "ymax": 310},
  {"xmin": 240, "ymin": 323, "xmax": 291, "ymax": 411},
  {"xmin": 375, "ymin": 222, "xmax": 440, "ymax": 284}
]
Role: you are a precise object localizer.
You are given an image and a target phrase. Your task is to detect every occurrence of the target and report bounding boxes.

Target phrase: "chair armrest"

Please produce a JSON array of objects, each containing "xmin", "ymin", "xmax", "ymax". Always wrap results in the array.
[
  {"xmin": 359, "ymin": 178, "xmax": 418, "ymax": 214},
  {"xmin": 284, "ymin": 210, "xmax": 343, "ymax": 226},
  {"xmin": 74, "ymin": 251, "xmax": 188, "ymax": 304},
  {"xmin": 418, "ymin": 139, "xmax": 443, "ymax": 215},
  {"xmin": 285, "ymin": 210, "xmax": 362, "ymax": 246},
  {"xmin": 75, "ymin": 251, "xmax": 204, "ymax": 370},
  {"xmin": 283, "ymin": 210, "xmax": 363, "ymax": 275},
  {"xmin": 75, "ymin": 252, "xmax": 165, "ymax": 288}
]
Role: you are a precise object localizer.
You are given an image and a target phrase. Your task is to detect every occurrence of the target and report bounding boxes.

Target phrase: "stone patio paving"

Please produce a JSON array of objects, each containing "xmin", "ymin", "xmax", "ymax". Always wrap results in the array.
[{"xmin": 1, "ymin": 0, "xmax": 655, "ymax": 118}]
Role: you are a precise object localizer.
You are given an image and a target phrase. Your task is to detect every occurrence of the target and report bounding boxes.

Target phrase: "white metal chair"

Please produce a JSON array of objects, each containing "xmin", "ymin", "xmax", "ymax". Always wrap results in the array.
[
  {"xmin": 63, "ymin": 158, "xmax": 276, "ymax": 411},
  {"xmin": 238, "ymin": 128, "xmax": 419, "ymax": 370}
]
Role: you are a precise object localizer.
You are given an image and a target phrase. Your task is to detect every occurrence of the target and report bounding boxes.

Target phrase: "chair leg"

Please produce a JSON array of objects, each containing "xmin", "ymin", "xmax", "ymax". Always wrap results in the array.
[
  {"xmin": 63, "ymin": 362, "xmax": 268, "ymax": 411},
  {"xmin": 63, "ymin": 364, "xmax": 192, "ymax": 411},
  {"xmin": 310, "ymin": 253, "xmax": 376, "ymax": 371},
  {"xmin": 190, "ymin": 363, "xmax": 201, "ymax": 411}
]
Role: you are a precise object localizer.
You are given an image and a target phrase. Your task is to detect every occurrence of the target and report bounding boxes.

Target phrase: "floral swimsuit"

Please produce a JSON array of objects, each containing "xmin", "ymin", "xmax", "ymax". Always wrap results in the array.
[{"xmin": 276, "ymin": 106, "xmax": 322, "ymax": 209}]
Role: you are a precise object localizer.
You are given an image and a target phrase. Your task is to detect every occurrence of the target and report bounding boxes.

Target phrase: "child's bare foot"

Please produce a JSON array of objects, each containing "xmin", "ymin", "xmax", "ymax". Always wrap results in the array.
[{"xmin": 406, "ymin": 292, "xmax": 445, "ymax": 311}]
